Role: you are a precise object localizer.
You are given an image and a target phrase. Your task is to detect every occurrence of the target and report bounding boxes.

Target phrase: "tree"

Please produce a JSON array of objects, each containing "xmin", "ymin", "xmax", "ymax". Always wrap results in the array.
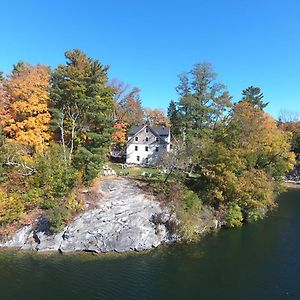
[
  {"xmin": 0, "ymin": 74, "xmax": 9, "ymax": 123},
  {"xmin": 168, "ymin": 100, "xmax": 181, "ymax": 136},
  {"xmin": 144, "ymin": 108, "xmax": 170, "ymax": 127},
  {"xmin": 228, "ymin": 101, "xmax": 294, "ymax": 175},
  {"xmin": 50, "ymin": 49, "xmax": 115, "ymax": 182},
  {"xmin": 169, "ymin": 63, "xmax": 232, "ymax": 175},
  {"xmin": 196, "ymin": 101, "xmax": 295, "ymax": 223},
  {"xmin": 2, "ymin": 63, "xmax": 51, "ymax": 153},
  {"xmin": 176, "ymin": 63, "xmax": 232, "ymax": 141},
  {"xmin": 167, "ymin": 100, "xmax": 176, "ymax": 118},
  {"xmin": 112, "ymin": 122, "xmax": 127, "ymax": 147},
  {"xmin": 278, "ymin": 110, "xmax": 300, "ymax": 155},
  {"xmin": 241, "ymin": 86, "xmax": 268, "ymax": 110},
  {"xmin": 165, "ymin": 65, "xmax": 295, "ymax": 228},
  {"xmin": 110, "ymin": 79, "xmax": 144, "ymax": 127}
]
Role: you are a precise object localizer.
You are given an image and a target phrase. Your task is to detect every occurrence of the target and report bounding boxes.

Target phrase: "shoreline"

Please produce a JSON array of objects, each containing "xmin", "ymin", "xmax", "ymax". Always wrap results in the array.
[
  {"xmin": 0, "ymin": 178, "xmax": 179, "ymax": 254},
  {"xmin": 285, "ymin": 181, "xmax": 300, "ymax": 189}
]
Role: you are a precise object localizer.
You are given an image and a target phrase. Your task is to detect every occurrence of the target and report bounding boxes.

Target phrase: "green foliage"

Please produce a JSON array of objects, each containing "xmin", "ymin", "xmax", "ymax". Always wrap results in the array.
[
  {"xmin": 175, "ymin": 63, "xmax": 232, "ymax": 141},
  {"xmin": 30, "ymin": 144, "xmax": 77, "ymax": 207},
  {"xmin": 167, "ymin": 63, "xmax": 295, "ymax": 234},
  {"xmin": 0, "ymin": 141, "xmax": 77, "ymax": 228},
  {"xmin": 65, "ymin": 191, "xmax": 84, "ymax": 215},
  {"xmin": 167, "ymin": 100, "xmax": 180, "ymax": 136},
  {"xmin": 224, "ymin": 203, "xmax": 243, "ymax": 228},
  {"xmin": 180, "ymin": 189, "xmax": 201, "ymax": 211},
  {"xmin": 241, "ymin": 86, "xmax": 268, "ymax": 110},
  {"xmin": 50, "ymin": 49, "xmax": 115, "ymax": 184},
  {"xmin": 22, "ymin": 188, "xmax": 43, "ymax": 209},
  {"xmin": 151, "ymin": 180, "xmax": 205, "ymax": 241},
  {"xmin": 246, "ymin": 207, "xmax": 266, "ymax": 223},
  {"xmin": 45, "ymin": 206, "xmax": 69, "ymax": 233},
  {"xmin": 73, "ymin": 147, "xmax": 102, "ymax": 184}
]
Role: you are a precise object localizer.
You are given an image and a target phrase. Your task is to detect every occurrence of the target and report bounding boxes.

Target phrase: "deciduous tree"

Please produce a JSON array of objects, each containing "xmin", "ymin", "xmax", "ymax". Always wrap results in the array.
[
  {"xmin": 110, "ymin": 79, "xmax": 144, "ymax": 127},
  {"xmin": 2, "ymin": 63, "xmax": 51, "ymax": 153},
  {"xmin": 144, "ymin": 108, "xmax": 169, "ymax": 127}
]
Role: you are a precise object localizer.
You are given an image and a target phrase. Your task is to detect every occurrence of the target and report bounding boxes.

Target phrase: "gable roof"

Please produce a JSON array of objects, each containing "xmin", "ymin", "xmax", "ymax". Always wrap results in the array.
[
  {"xmin": 128, "ymin": 125, "xmax": 142, "ymax": 136},
  {"xmin": 128, "ymin": 125, "xmax": 170, "ymax": 137},
  {"xmin": 150, "ymin": 126, "xmax": 170, "ymax": 136}
]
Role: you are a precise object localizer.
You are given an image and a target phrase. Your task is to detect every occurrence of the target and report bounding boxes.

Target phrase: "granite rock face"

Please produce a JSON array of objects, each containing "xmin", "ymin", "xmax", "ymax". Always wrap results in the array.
[{"xmin": 0, "ymin": 178, "xmax": 177, "ymax": 253}]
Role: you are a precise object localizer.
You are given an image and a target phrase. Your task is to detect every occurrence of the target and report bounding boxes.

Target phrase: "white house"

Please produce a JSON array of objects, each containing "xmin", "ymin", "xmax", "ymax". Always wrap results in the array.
[{"xmin": 126, "ymin": 125, "xmax": 171, "ymax": 165}]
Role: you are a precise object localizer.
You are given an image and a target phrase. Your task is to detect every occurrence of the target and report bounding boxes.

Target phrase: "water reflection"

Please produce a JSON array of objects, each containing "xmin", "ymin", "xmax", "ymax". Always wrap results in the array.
[{"xmin": 0, "ymin": 189, "xmax": 300, "ymax": 300}]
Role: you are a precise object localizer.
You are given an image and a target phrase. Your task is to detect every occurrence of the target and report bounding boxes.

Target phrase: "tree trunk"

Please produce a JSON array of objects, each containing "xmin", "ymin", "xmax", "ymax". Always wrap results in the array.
[{"xmin": 59, "ymin": 109, "xmax": 67, "ymax": 161}]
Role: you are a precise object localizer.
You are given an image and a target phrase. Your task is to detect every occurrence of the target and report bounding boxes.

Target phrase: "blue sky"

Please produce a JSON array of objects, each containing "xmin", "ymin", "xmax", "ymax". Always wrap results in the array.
[{"xmin": 1, "ymin": 0, "xmax": 300, "ymax": 118}]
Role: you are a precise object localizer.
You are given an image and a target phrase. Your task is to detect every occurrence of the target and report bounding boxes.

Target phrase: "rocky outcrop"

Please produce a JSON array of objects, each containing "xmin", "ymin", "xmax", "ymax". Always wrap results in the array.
[{"xmin": 0, "ymin": 178, "xmax": 177, "ymax": 253}]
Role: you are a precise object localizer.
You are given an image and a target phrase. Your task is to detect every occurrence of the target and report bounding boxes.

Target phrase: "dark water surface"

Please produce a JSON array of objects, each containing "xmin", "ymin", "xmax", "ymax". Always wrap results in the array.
[{"xmin": 1, "ymin": 189, "xmax": 300, "ymax": 300}]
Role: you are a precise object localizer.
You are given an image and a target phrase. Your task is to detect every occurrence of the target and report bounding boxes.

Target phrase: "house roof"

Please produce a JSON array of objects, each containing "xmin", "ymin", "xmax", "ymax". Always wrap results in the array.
[
  {"xmin": 128, "ymin": 125, "xmax": 170, "ymax": 137},
  {"xmin": 128, "ymin": 125, "xmax": 142, "ymax": 136}
]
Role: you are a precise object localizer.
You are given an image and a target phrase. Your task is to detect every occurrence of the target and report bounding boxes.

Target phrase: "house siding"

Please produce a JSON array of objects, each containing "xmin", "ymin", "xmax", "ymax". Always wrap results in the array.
[{"xmin": 126, "ymin": 126, "xmax": 170, "ymax": 165}]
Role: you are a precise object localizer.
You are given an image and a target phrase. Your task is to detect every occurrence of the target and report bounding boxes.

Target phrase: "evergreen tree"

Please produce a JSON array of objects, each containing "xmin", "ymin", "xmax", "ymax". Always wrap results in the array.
[
  {"xmin": 176, "ymin": 63, "xmax": 232, "ymax": 141},
  {"xmin": 50, "ymin": 49, "xmax": 115, "ymax": 182},
  {"xmin": 241, "ymin": 86, "xmax": 268, "ymax": 109},
  {"xmin": 167, "ymin": 100, "xmax": 180, "ymax": 136}
]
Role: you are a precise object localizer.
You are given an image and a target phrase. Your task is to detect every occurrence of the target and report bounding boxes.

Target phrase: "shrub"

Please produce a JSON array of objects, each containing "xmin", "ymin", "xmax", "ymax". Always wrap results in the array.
[
  {"xmin": 180, "ymin": 189, "xmax": 201, "ymax": 211},
  {"xmin": 45, "ymin": 206, "xmax": 69, "ymax": 233},
  {"xmin": 246, "ymin": 206, "xmax": 267, "ymax": 223},
  {"xmin": 176, "ymin": 207, "xmax": 201, "ymax": 242},
  {"xmin": 30, "ymin": 144, "xmax": 77, "ymax": 207},
  {"xmin": 0, "ymin": 190, "xmax": 25, "ymax": 226},
  {"xmin": 65, "ymin": 191, "xmax": 84, "ymax": 214},
  {"xmin": 225, "ymin": 203, "xmax": 243, "ymax": 228},
  {"xmin": 22, "ymin": 188, "xmax": 43, "ymax": 209},
  {"xmin": 73, "ymin": 147, "xmax": 103, "ymax": 184}
]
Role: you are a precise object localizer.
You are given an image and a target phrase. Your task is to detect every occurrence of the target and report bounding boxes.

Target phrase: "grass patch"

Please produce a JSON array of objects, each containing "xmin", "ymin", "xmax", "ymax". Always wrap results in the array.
[{"xmin": 108, "ymin": 163, "xmax": 161, "ymax": 179}]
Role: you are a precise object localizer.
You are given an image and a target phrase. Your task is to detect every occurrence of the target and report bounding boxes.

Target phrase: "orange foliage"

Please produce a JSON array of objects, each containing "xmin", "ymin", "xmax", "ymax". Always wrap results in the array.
[
  {"xmin": 144, "ymin": 108, "xmax": 170, "ymax": 127},
  {"xmin": 112, "ymin": 122, "xmax": 127, "ymax": 144},
  {"xmin": 2, "ymin": 64, "xmax": 51, "ymax": 153}
]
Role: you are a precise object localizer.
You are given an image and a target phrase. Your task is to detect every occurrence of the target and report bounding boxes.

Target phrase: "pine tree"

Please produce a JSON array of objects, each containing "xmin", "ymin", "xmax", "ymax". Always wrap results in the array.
[
  {"xmin": 241, "ymin": 86, "xmax": 268, "ymax": 110},
  {"xmin": 167, "ymin": 100, "xmax": 180, "ymax": 136},
  {"xmin": 50, "ymin": 49, "xmax": 115, "ymax": 182},
  {"xmin": 176, "ymin": 63, "xmax": 232, "ymax": 141}
]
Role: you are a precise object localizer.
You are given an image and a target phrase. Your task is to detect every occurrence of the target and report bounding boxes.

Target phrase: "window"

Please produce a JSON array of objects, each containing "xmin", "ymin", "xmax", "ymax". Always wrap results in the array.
[
  {"xmin": 137, "ymin": 156, "xmax": 140, "ymax": 162},
  {"xmin": 145, "ymin": 137, "xmax": 149, "ymax": 142},
  {"xmin": 135, "ymin": 136, "xmax": 138, "ymax": 141},
  {"xmin": 145, "ymin": 158, "xmax": 149, "ymax": 164},
  {"xmin": 135, "ymin": 146, "xmax": 138, "ymax": 151},
  {"xmin": 145, "ymin": 146, "xmax": 149, "ymax": 152},
  {"xmin": 145, "ymin": 128, "xmax": 149, "ymax": 133},
  {"xmin": 155, "ymin": 147, "xmax": 159, "ymax": 152},
  {"xmin": 156, "ymin": 137, "xmax": 159, "ymax": 142}
]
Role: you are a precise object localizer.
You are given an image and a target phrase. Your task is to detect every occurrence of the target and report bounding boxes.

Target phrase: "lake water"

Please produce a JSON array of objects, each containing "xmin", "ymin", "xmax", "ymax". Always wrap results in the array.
[{"xmin": 0, "ymin": 188, "xmax": 300, "ymax": 300}]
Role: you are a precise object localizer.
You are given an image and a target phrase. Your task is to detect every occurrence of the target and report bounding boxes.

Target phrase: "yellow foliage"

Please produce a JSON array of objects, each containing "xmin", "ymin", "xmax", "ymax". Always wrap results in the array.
[
  {"xmin": 0, "ymin": 189, "xmax": 25, "ymax": 225},
  {"xmin": 65, "ymin": 192, "xmax": 84, "ymax": 214},
  {"xmin": 2, "ymin": 64, "xmax": 51, "ymax": 153}
]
